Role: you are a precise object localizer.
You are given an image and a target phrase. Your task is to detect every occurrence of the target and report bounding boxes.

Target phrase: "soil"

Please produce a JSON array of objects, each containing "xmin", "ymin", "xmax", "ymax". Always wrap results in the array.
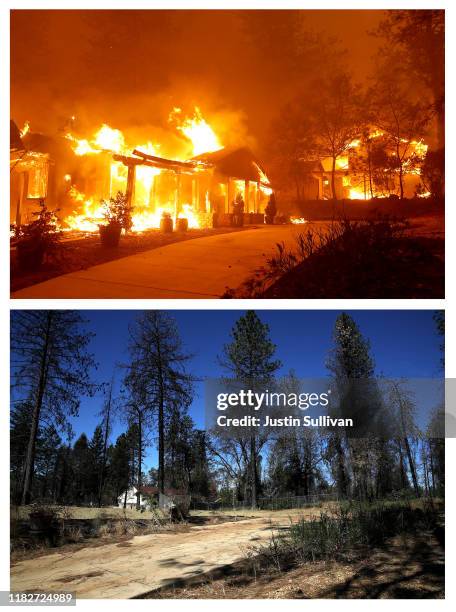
[
  {"xmin": 10, "ymin": 508, "xmax": 444, "ymax": 599},
  {"xmin": 151, "ymin": 530, "xmax": 444, "ymax": 599},
  {"xmin": 10, "ymin": 511, "xmax": 312, "ymax": 599},
  {"xmin": 10, "ymin": 513, "xmax": 244, "ymax": 563}
]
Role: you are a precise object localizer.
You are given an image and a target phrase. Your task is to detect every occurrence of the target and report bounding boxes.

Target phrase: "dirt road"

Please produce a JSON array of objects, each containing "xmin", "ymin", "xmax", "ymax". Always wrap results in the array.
[{"xmin": 10, "ymin": 515, "xmax": 291, "ymax": 599}]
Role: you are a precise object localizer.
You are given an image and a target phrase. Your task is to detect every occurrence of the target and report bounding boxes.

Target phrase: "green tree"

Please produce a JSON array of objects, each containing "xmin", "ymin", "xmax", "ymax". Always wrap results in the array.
[
  {"xmin": 108, "ymin": 433, "xmax": 131, "ymax": 504},
  {"xmin": 327, "ymin": 313, "xmax": 388, "ymax": 500},
  {"xmin": 97, "ymin": 377, "xmax": 115, "ymax": 507},
  {"xmin": 11, "ymin": 310, "xmax": 97, "ymax": 505},
  {"xmin": 220, "ymin": 311, "xmax": 281, "ymax": 508},
  {"xmin": 89, "ymin": 425, "xmax": 105, "ymax": 501},
  {"xmin": 125, "ymin": 311, "xmax": 194, "ymax": 499},
  {"xmin": 72, "ymin": 433, "xmax": 91, "ymax": 504}
]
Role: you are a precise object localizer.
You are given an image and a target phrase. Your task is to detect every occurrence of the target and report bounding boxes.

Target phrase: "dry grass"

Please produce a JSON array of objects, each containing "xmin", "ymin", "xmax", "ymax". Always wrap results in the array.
[
  {"xmin": 191, "ymin": 503, "xmax": 337, "ymax": 521},
  {"xmin": 152, "ymin": 531, "xmax": 444, "ymax": 599},
  {"xmin": 12, "ymin": 504, "xmax": 167, "ymax": 521}
]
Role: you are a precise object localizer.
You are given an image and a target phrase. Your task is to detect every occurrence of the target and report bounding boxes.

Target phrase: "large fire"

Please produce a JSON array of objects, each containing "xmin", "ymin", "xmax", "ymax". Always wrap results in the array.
[
  {"xmin": 343, "ymin": 132, "xmax": 429, "ymax": 200},
  {"xmin": 170, "ymin": 106, "xmax": 222, "ymax": 156},
  {"xmin": 63, "ymin": 107, "xmax": 221, "ymax": 232}
]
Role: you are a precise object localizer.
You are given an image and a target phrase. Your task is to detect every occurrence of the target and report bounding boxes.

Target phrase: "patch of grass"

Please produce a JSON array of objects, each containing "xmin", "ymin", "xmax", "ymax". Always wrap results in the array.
[
  {"xmin": 249, "ymin": 501, "xmax": 442, "ymax": 572},
  {"xmin": 12, "ymin": 504, "xmax": 167, "ymax": 521}
]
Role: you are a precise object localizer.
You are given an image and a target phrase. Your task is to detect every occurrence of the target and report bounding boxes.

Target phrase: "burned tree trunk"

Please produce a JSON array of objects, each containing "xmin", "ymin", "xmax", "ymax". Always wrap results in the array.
[
  {"xmin": 21, "ymin": 312, "xmax": 53, "ymax": 505},
  {"xmin": 97, "ymin": 379, "xmax": 113, "ymax": 508},
  {"xmin": 403, "ymin": 435, "xmax": 420, "ymax": 497},
  {"xmin": 250, "ymin": 435, "xmax": 257, "ymax": 509},
  {"xmin": 136, "ymin": 413, "xmax": 143, "ymax": 511},
  {"xmin": 331, "ymin": 156, "xmax": 338, "ymax": 201}
]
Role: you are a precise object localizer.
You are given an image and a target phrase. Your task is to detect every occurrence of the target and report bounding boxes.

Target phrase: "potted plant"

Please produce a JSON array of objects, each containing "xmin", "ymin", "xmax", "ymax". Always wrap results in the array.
[
  {"xmin": 98, "ymin": 191, "xmax": 132, "ymax": 248},
  {"xmin": 14, "ymin": 200, "xmax": 61, "ymax": 272},
  {"xmin": 160, "ymin": 211, "xmax": 174, "ymax": 233},
  {"xmin": 176, "ymin": 217, "xmax": 188, "ymax": 232}
]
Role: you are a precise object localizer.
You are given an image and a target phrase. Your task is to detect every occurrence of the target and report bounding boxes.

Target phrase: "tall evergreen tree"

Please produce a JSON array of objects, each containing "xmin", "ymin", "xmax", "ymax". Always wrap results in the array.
[
  {"xmin": 220, "ymin": 311, "xmax": 281, "ymax": 508},
  {"xmin": 124, "ymin": 311, "xmax": 194, "ymax": 497},
  {"xmin": 107, "ymin": 433, "xmax": 131, "ymax": 503},
  {"xmin": 11, "ymin": 311, "xmax": 97, "ymax": 505},
  {"xmin": 326, "ymin": 313, "xmax": 384, "ymax": 499},
  {"xmin": 97, "ymin": 377, "xmax": 115, "ymax": 507},
  {"xmin": 72, "ymin": 433, "xmax": 91, "ymax": 504}
]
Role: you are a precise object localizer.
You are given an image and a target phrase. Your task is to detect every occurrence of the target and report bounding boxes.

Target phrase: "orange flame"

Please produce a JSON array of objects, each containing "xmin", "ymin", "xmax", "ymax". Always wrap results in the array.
[
  {"xmin": 64, "ymin": 108, "xmax": 222, "ymax": 232},
  {"xmin": 20, "ymin": 121, "xmax": 30, "ymax": 138},
  {"xmin": 170, "ymin": 106, "xmax": 222, "ymax": 156}
]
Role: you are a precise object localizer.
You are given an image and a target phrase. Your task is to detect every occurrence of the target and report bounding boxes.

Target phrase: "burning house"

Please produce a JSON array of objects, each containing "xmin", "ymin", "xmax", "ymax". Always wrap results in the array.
[
  {"xmin": 10, "ymin": 108, "xmax": 430, "ymax": 234},
  {"xmin": 10, "ymin": 108, "xmax": 273, "ymax": 233},
  {"xmin": 10, "ymin": 120, "xmax": 50, "ymax": 226},
  {"xmin": 295, "ymin": 131, "xmax": 429, "ymax": 201}
]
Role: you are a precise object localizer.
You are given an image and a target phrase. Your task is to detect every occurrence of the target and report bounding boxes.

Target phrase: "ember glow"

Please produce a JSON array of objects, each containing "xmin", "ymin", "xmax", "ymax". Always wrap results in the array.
[
  {"xmin": 62, "ymin": 107, "xmax": 223, "ymax": 232},
  {"xmin": 290, "ymin": 217, "xmax": 307, "ymax": 224}
]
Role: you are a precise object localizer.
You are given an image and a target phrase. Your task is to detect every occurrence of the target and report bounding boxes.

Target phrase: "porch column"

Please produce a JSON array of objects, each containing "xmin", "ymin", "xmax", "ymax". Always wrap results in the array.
[
  {"xmin": 175, "ymin": 172, "xmax": 181, "ymax": 219},
  {"xmin": 125, "ymin": 164, "xmax": 136, "ymax": 208},
  {"xmin": 192, "ymin": 177, "xmax": 197, "ymax": 208},
  {"xmin": 244, "ymin": 180, "xmax": 250, "ymax": 213},
  {"xmin": 150, "ymin": 176, "xmax": 157, "ymax": 212},
  {"xmin": 224, "ymin": 179, "xmax": 229, "ymax": 213},
  {"xmin": 227, "ymin": 178, "xmax": 233, "ymax": 214}
]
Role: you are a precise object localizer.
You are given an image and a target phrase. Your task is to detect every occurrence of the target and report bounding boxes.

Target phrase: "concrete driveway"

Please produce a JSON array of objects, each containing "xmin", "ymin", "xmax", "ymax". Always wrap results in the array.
[
  {"xmin": 11, "ymin": 516, "xmax": 288, "ymax": 599},
  {"xmin": 11, "ymin": 225, "xmax": 306, "ymax": 299}
]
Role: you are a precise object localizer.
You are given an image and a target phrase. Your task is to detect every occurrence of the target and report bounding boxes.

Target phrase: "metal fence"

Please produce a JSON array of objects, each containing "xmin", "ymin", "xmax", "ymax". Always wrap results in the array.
[{"xmin": 190, "ymin": 492, "xmax": 339, "ymax": 512}]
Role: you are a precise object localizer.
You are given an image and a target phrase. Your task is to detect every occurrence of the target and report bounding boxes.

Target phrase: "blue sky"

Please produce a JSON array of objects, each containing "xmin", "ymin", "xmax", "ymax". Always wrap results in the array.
[{"xmin": 56, "ymin": 310, "xmax": 443, "ymax": 470}]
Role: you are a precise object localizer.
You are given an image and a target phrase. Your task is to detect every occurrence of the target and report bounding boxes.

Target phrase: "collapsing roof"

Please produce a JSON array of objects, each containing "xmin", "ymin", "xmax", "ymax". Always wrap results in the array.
[
  {"xmin": 10, "ymin": 120, "xmax": 25, "ymax": 151},
  {"xmin": 193, "ymin": 147, "xmax": 271, "ymax": 186},
  {"xmin": 113, "ymin": 146, "xmax": 272, "ymax": 187}
]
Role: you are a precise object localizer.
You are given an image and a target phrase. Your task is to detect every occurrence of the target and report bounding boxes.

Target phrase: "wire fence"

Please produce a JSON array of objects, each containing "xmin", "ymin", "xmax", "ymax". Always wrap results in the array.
[{"xmin": 190, "ymin": 492, "xmax": 339, "ymax": 512}]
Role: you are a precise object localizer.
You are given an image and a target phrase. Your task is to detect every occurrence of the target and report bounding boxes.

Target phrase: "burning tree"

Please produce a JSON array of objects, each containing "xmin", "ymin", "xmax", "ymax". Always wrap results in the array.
[
  {"xmin": 270, "ymin": 73, "xmax": 366, "ymax": 201},
  {"xmin": 305, "ymin": 74, "xmax": 365, "ymax": 201},
  {"xmin": 369, "ymin": 68, "xmax": 432, "ymax": 200}
]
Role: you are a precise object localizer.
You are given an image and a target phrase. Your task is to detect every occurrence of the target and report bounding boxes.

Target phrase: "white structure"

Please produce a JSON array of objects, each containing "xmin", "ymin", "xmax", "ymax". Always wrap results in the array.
[{"xmin": 117, "ymin": 486, "xmax": 156, "ymax": 509}]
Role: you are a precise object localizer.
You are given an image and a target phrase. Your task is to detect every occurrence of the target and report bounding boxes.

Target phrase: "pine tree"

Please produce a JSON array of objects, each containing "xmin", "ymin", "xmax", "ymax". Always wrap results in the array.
[
  {"xmin": 326, "ymin": 313, "xmax": 382, "ymax": 500},
  {"xmin": 11, "ymin": 311, "xmax": 97, "ymax": 505},
  {"xmin": 89, "ymin": 425, "xmax": 105, "ymax": 502},
  {"xmin": 124, "ymin": 311, "xmax": 194, "ymax": 497},
  {"xmin": 108, "ymin": 433, "xmax": 131, "ymax": 504},
  {"xmin": 220, "ymin": 311, "xmax": 281, "ymax": 508},
  {"xmin": 97, "ymin": 377, "xmax": 115, "ymax": 507},
  {"xmin": 72, "ymin": 433, "xmax": 91, "ymax": 504}
]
